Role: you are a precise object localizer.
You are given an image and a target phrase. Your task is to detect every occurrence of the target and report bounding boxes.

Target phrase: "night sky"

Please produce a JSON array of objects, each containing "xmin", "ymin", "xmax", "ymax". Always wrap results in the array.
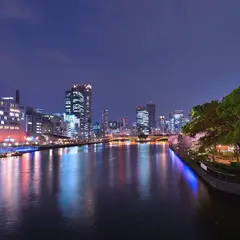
[{"xmin": 0, "ymin": 0, "xmax": 239, "ymax": 122}]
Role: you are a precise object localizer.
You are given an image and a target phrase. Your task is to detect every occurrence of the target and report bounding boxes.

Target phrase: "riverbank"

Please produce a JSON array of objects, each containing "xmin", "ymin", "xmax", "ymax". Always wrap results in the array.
[
  {"xmin": 0, "ymin": 140, "xmax": 108, "ymax": 158},
  {"xmin": 169, "ymin": 146, "xmax": 240, "ymax": 196}
]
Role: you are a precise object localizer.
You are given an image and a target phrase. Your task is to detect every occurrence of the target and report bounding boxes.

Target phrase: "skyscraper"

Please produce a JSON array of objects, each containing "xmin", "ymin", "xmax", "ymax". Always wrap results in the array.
[
  {"xmin": 136, "ymin": 106, "xmax": 149, "ymax": 135},
  {"xmin": 65, "ymin": 84, "xmax": 92, "ymax": 138},
  {"xmin": 158, "ymin": 116, "xmax": 166, "ymax": 133},
  {"xmin": 101, "ymin": 110, "xmax": 109, "ymax": 136},
  {"xmin": 169, "ymin": 110, "xmax": 184, "ymax": 134},
  {"xmin": 146, "ymin": 102, "xmax": 156, "ymax": 131},
  {"xmin": 120, "ymin": 117, "xmax": 128, "ymax": 129}
]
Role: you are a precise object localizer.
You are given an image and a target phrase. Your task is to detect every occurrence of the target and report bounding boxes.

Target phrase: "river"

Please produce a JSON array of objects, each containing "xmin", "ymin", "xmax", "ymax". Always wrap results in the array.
[{"xmin": 0, "ymin": 142, "xmax": 239, "ymax": 239}]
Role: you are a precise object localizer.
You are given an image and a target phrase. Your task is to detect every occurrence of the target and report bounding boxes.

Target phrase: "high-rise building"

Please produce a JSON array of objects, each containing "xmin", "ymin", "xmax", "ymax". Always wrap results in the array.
[
  {"xmin": 0, "ymin": 96, "xmax": 25, "ymax": 142},
  {"xmin": 136, "ymin": 106, "xmax": 149, "ymax": 135},
  {"xmin": 65, "ymin": 90, "xmax": 71, "ymax": 115},
  {"xmin": 101, "ymin": 110, "xmax": 109, "ymax": 136},
  {"xmin": 169, "ymin": 110, "xmax": 184, "ymax": 134},
  {"xmin": 93, "ymin": 122, "xmax": 101, "ymax": 137},
  {"xmin": 158, "ymin": 116, "xmax": 166, "ymax": 133},
  {"xmin": 63, "ymin": 114, "xmax": 79, "ymax": 138},
  {"xmin": 109, "ymin": 121, "xmax": 118, "ymax": 130},
  {"xmin": 146, "ymin": 102, "xmax": 156, "ymax": 131},
  {"xmin": 120, "ymin": 117, "xmax": 128, "ymax": 129},
  {"xmin": 25, "ymin": 107, "xmax": 43, "ymax": 136},
  {"xmin": 65, "ymin": 84, "xmax": 92, "ymax": 139}
]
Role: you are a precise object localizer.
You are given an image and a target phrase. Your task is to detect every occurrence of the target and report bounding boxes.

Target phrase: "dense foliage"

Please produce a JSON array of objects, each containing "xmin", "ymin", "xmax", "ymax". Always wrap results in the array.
[{"xmin": 182, "ymin": 86, "xmax": 240, "ymax": 161}]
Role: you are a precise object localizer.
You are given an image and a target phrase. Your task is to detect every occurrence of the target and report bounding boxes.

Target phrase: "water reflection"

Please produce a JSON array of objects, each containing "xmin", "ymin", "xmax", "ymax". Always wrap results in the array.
[
  {"xmin": 125, "ymin": 144, "xmax": 131, "ymax": 184},
  {"xmin": 169, "ymin": 149, "xmax": 198, "ymax": 195},
  {"xmin": 0, "ymin": 143, "xmax": 238, "ymax": 239},
  {"xmin": 33, "ymin": 151, "xmax": 41, "ymax": 199},
  {"xmin": 59, "ymin": 152, "xmax": 81, "ymax": 218},
  {"xmin": 138, "ymin": 143, "xmax": 150, "ymax": 199}
]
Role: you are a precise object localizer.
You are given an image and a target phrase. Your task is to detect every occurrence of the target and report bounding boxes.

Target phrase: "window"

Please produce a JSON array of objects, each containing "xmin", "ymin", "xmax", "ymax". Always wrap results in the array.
[{"xmin": 0, "ymin": 111, "xmax": 3, "ymax": 115}]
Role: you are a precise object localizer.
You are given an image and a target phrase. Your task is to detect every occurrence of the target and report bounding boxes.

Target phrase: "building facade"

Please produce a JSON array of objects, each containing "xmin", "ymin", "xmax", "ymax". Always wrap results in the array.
[
  {"xmin": 136, "ymin": 106, "xmax": 149, "ymax": 135},
  {"xmin": 146, "ymin": 102, "xmax": 156, "ymax": 131},
  {"xmin": 158, "ymin": 116, "xmax": 166, "ymax": 133},
  {"xmin": 101, "ymin": 110, "xmax": 109, "ymax": 136},
  {"xmin": 65, "ymin": 84, "xmax": 92, "ymax": 139},
  {"xmin": 25, "ymin": 107, "xmax": 43, "ymax": 136},
  {"xmin": 168, "ymin": 110, "xmax": 184, "ymax": 134},
  {"xmin": 0, "ymin": 96, "xmax": 25, "ymax": 142}
]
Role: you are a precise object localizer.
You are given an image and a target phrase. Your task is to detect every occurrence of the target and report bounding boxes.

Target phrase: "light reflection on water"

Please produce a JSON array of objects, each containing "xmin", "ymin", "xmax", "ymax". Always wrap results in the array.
[
  {"xmin": 169, "ymin": 149, "xmax": 198, "ymax": 195},
  {"xmin": 138, "ymin": 143, "xmax": 150, "ymax": 199},
  {"xmin": 1, "ymin": 143, "xmax": 238, "ymax": 239}
]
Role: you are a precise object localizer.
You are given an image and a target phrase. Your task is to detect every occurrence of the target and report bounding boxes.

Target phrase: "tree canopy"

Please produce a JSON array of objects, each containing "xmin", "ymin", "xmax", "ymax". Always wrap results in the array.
[{"xmin": 182, "ymin": 86, "xmax": 240, "ymax": 159}]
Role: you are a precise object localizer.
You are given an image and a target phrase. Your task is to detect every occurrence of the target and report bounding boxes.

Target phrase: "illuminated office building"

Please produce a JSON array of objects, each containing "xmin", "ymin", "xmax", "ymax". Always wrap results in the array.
[
  {"xmin": 25, "ymin": 107, "xmax": 43, "ymax": 136},
  {"xmin": 0, "ymin": 95, "xmax": 25, "ymax": 142},
  {"xmin": 158, "ymin": 116, "xmax": 166, "ymax": 133},
  {"xmin": 169, "ymin": 110, "xmax": 184, "ymax": 134},
  {"xmin": 136, "ymin": 106, "xmax": 149, "ymax": 135},
  {"xmin": 63, "ymin": 114, "xmax": 79, "ymax": 138},
  {"xmin": 101, "ymin": 110, "xmax": 109, "ymax": 136},
  {"xmin": 93, "ymin": 122, "xmax": 101, "ymax": 137},
  {"xmin": 120, "ymin": 117, "xmax": 128, "ymax": 129},
  {"xmin": 65, "ymin": 84, "xmax": 92, "ymax": 139},
  {"xmin": 146, "ymin": 102, "xmax": 156, "ymax": 131}
]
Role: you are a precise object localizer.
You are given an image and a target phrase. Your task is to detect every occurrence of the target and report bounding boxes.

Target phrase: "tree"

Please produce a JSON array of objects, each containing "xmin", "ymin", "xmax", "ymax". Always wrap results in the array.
[
  {"xmin": 182, "ymin": 100, "xmax": 220, "ymax": 137},
  {"xmin": 183, "ymin": 86, "xmax": 240, "ymax": 162},
  {"xmin": 217, "ymin": 86, "xmax": 240, "ymax": 160}
]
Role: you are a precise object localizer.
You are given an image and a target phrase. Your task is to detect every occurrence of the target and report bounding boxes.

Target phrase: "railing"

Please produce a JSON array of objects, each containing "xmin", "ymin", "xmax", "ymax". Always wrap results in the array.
[{"xmin": 199, "ymin": 160, "xmax": 240, "ymax": 184}]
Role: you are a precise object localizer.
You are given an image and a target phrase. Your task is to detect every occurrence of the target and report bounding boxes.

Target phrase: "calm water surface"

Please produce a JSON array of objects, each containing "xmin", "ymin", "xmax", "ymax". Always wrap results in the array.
[{"xmin": 0, "ymin": 142, "xmax": 239, "ymax": 239}]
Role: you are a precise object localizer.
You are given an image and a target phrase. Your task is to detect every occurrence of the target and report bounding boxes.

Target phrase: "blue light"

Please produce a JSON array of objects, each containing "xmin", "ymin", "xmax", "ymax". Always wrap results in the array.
[
  {"xmin": 169, "ymin": 149, "xmax": 198, "ymax": 194},
  {"xmin": 0, "ymin": 146, "xmax": 39, "ymax": 154}
]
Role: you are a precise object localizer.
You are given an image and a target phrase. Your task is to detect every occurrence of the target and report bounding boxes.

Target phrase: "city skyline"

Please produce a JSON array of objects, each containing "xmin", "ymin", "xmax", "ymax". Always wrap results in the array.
[{"xmin": 1, "ymin": 0, "xmax": 240, "ymax": 120}]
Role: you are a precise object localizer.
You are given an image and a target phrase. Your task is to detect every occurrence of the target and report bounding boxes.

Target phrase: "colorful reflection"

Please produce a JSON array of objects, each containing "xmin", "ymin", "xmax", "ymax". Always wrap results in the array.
[
  {"xmin": 169, "ymin": 149, "xmax": 198, "ymax": 195},
  {"xmin": 58, "ymin": 153, "xmax": 81, "ymax": 217},
  {"xmin": 33, "ymin": 151, "xmax": 41, "ymax": 197},
  {"xmin": 138, "ymin": 143, "xmax": 150, "ymax": 199}
]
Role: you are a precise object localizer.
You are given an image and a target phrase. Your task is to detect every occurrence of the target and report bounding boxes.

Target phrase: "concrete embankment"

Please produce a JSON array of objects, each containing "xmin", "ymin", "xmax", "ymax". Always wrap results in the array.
[{"xmin": 170, "ymin": 146, "xmax": 240, "ymax": 196}]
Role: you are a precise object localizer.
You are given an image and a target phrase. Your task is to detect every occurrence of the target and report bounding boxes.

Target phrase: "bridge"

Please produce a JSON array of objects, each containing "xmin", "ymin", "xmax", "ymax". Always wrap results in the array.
[{"xmin": 109, "ymin": 135, "xmax": 168, "ymax": 142}]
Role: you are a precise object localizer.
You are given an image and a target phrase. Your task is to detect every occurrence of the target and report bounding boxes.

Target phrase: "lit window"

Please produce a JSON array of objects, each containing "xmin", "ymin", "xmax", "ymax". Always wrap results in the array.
[
  {"xmin": 0, "ymin": 121, "xmax": 4, "ymax": 124},
  {"xmin": 28, "ymin": 122, "xmax": 32, "ymax": 125},
  {"xmin": 15, "ymin": 113, "xmax": 19, "ymax": 117},
  {"xmin": 0, "ymin": 111, "xmax": 3, "ymax": 115},
  {"xmin": 4, "ymin": 116, "xmax": 7, "ymax": 120}
]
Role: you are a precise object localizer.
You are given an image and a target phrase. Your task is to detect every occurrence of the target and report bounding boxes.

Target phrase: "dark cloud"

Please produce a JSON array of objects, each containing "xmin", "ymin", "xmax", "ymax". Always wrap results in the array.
[{"xmin": 0, "ymin": 0, "xmax": 239, "ymax": 121}]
